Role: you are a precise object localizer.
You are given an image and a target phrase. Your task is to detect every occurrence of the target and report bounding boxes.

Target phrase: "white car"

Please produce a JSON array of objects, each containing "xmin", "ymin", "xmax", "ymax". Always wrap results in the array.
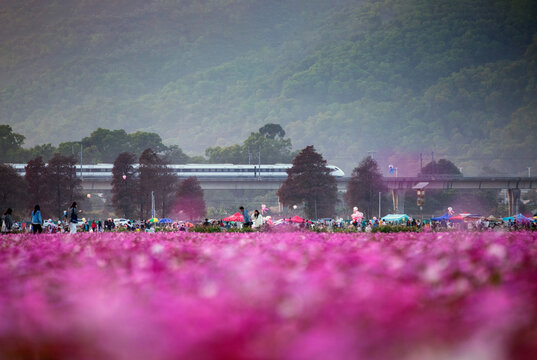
[
  {"xmin": 114, "ymin": 218, "xmax": 130, "ymax": 227},
  {"xmin": 43, "ymin": 219, "xmax": 57, "ymax": 228}
]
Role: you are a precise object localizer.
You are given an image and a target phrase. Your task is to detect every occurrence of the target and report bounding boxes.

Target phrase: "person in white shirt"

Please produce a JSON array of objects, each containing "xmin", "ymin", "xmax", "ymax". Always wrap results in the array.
[{"xmin": 252, "ymin": 209, "xmax": 263, "ymax": 228}]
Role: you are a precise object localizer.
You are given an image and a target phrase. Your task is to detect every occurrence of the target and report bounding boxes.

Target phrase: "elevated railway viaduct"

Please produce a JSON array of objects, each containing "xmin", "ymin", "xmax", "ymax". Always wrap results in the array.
[{"xmin": 81, "ymin": 175, "xmax": 537, "ymax": 217}]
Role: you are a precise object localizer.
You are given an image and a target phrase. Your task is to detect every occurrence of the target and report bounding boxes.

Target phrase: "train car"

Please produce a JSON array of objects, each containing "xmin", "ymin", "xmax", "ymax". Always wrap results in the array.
[{"xmin": 9, "ymin": 163, "xmax": 345, "ymax": 178}]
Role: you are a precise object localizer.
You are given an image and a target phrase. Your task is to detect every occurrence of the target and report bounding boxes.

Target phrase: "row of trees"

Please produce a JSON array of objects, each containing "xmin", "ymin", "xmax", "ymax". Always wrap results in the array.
[
  {"xmin": 277, "ymin": 146, "xmax": 385, "ymax": 219},
  {"xmin": 0, "ymin": 154, "xmax": 81, "ymax": 219},
  {"xmin": 111, "ymin": 149, "xmax": 205, "ymax": 220},
  {"xmin": 205, "ymin": 124, "xmax": 296, "ymax": 164},
  {"xmin": 1, "ymin": 123, "xmax": 294, "ymax": 166},
  {"xmin": 0, "ymin": 148, "xmax": 207, "ymax": 221},
  {"xmin": 278, "ymin": 146, "xmax": 504, "ymax": 219},
  {"xmin": 0, "ymin": 125, "xmax": 195, "ymax": 165}
]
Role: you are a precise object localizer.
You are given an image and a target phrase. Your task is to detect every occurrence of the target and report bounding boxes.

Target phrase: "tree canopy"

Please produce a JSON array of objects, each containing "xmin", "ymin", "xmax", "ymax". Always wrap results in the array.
[
  {"xmin": 277, "ymin": 146, "xmax": 337, "ymax": 219},
  {"xmin": 111, "ymin": 152, "xmax": 138, "ymax": 218},
  {"xmin": 205, "ymin": 124, "xmax": 295, "ymax": 164},
  {"xmin": 174, "ymin": 177, "xmax": 206, "ymax": 220},
  {"xmin": 0, "ymin": 164, "xmax": 27, "ymax": 217},
  {"xmin": 0, "ymin": 126, "xmax": 193, "ymax": 165},
  {"xmin": 345, "ymin": 156, "xmax": 386, "ymax": 219},
  {"xmin": 421, "ymin": 159, "xmax": 462, "ymax": 175}
]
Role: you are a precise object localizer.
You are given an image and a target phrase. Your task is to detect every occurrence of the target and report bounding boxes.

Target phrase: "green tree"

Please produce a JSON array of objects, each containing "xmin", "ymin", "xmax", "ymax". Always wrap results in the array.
[
  {"xmin": 277, "ymin": 146, "xmax": 337, "ymax": 218},
  {"xmin": 163, "ymin": 145, "xmax": 190, "ymax": 164},
  {"xmin": 205, "ymin": 144, "xmax": 244, "ymax": 164},
  {"xmin": 137, "ymin": 148, "xmax": 177, "ymax": 219},
  {"xmin": 174, "ymin": 177, "xmax": 206, "ymax": 220},
  {"xmin": 421, "ymin": 159, "xmax": 461, "ymax": 175},
  {"xmin": 46, "ymin": 154, "xmax": 81, "ymax": 218},
  {"xmin": 156, "ymin": 167, "xmax": 178, "ymax": 218},
  {"xmin": 345, "ymin": 156, "xmax": 386, "ymax": 219},
  {"xmin": 111, "ymin": 152, "xmax": 138, "ymax": 218},
  {"xmin": 128, "ymin": 131, "xmax": 167, "ymax": 155},
  {"xmin": 27, "ymin": 144, "xmax": 57, "ymax": 162},
  {"xmin": 25, "ymin": 157, "xmax": 49, "ymax": 213},
  {"xmin": 242, "ymin": 132, "xmax": 295, "ymax": 164},
  {"xmin": 205, "ymin": 124, "xmax": 295, "ymax": 164},
  {"xmin": 259, "ymin": 123, "xmax": 285, "ymax": 139},
  {"xmin": 0, "ymin": 164, "xmax": 27, "ymax": 218},
  {"xmin": 0, "ymin": 125, "xmax": 25, "ymax": 163},
  {"xmin": 81, "ymin": 128, "xmax": 129, "ymax": 162},
  {"xmin": 138, "ymin": 148, "xmax": 160, "ymax": 219}
]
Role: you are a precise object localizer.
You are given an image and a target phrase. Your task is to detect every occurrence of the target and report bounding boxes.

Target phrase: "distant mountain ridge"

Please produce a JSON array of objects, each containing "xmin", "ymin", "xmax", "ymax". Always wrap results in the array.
[{"xmin": 1, "ymin": 0, "xmax": 536, "ymax": 175}]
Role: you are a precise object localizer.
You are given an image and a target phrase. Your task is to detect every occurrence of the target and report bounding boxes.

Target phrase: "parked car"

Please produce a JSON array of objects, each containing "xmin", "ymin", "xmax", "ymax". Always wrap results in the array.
[{"xmin": 114, "ymin": 218, "xmax": 130, "ymax": 227}]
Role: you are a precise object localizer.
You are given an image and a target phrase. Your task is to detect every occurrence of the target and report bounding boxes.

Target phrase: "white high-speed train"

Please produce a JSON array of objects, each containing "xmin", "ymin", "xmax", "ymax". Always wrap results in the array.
[{"xmin": 10, "ymin": 163, "xmax": 345, "ymax": 178}]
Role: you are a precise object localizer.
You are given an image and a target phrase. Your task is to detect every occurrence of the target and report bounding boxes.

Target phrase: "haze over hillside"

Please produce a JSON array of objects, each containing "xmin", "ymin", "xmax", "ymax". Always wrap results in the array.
[{"xmin": 1, "ymin": 0, "xmax": 536, "ymax": 175}]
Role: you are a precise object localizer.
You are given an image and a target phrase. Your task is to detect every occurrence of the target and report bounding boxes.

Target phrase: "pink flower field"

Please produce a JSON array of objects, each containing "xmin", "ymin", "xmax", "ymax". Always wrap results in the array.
[{"xmin": 1, "ymin": 232, "xmax": 537, "ymax": 359}]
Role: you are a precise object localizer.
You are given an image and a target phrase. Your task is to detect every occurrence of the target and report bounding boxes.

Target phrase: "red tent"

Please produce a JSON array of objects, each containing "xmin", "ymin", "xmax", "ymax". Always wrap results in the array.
[
  {"xmin": 449, "ymin": 214, "xmax": 465, "ymax": 222},
  {"xmin": 450, "ymin": 213, "xmax": 481, "ymax": 222},
  {"xmin": 222, "ymin": 212, "xmax": 243, "ymax": 222},
  {"xmin": 289, "ymin": 215, "xmax": 304, "ymax": 223}
]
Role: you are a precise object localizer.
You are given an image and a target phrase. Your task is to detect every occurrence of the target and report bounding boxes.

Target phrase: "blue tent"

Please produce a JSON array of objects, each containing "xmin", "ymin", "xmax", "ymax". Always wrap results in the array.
[
  {"xmin": 381, "ymin": 214, "xmax": 410, "ymax": 223},
  {"xmin": 158, "ymin": 218, "xmax": 173, "ymax": 224},
  {"xmin": 430, "ymin": 213, "xmax": 450, "ymax": 221},
  {"xmin": 502, "ymin": 214, "xmax": 532, "ymax": 223}
]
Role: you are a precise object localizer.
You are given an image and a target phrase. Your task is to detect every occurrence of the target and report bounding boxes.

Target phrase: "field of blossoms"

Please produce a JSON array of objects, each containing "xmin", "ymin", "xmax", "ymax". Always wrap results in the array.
[{"xmin": 1, "ymin": 231, "xmax": 537, "ymax": 360}]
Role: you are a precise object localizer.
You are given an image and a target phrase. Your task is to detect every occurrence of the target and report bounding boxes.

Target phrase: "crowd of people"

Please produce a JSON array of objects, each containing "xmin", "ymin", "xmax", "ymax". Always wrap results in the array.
[{"xmin": 1, "ymin": 204, "xmax": 535, "ymax": 234}]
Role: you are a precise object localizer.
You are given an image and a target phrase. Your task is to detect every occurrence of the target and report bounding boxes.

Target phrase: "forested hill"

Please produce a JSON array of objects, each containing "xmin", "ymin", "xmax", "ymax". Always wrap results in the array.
[{"xmin": 1, "ymin": 0, "xmax": 536, "ymax": 175}]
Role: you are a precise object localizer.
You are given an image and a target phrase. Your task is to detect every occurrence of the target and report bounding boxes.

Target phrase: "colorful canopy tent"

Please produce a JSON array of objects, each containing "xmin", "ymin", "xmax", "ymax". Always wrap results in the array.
[
  {"xmin": 158, "ymin": 218, "xmax": 173, "ymax": 224},
  {"xmin": 289, "ymin": 215, "xmax": 305, "ymax": 223},
  {"xmin": 147, "ymin": 218, "xmax": 159, "ymax": 223},
  {"xmin": 463, "ymin": 214, "xmax": 482, "ymax": 220},
  {"xmin": 448, "ymin": 214, "xmax": 465, "ymax": 222},
  {"xmin": 381, "ymin": 214, "xmax": 410, "ymax": 223},
  {"xmin": 430, "ymin": 213, "xmax": 450, "ymax": 221},
  {"xmin": 449, "ymin": 213, "xmax": 481, "ymax": 222},
  {"xmin": 505, "ymin": 214, "xmax": 533, "ymax": 224},
  {"xmin": 222, "ymin": 212, "xmax": 244, "ymax": 222},
  {"xmin": 516, "ymin": 214, "xmax": 533, "ymax": 223}
]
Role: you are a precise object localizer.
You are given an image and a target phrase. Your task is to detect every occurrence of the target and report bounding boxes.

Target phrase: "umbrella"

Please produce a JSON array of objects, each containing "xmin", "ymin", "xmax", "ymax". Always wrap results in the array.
[
  {"xmin": 222, "ymin": 212, "xmax": 243, "ymax": 222},
  {"xmin": 289, "ymin": 215, "xmax": 304, "ymax": 223},
  {"xmin": 148, "ymin": 218, "xmax": 159, "ymax": 223},
  {"xmin": 158, "ymin": 218, "xmax": 173, "ymax": 224}
]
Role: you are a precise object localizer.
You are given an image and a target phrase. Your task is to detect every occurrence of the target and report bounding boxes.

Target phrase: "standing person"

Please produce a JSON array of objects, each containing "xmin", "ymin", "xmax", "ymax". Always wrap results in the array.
[
  {"xmin": 2, "ymin": 208, "xmax": 13, "ymax": 233},
  {"xmin": 252, "ymin": 209, "xmax": 263, "ymax": 228},
  {"xmin": 31, "ymin": 205, "xmax": 43, "ymax": 234},
  {"xmin": 91, "ymin": 220, "xmax": 97, "ymax": 232},
  {"xmin": 67, "ymin": 202, "xmax": 80, "ymax": 234},
  {"xmin": 239, "ymin": 206, "xmax": 251, "ymax": 228}
]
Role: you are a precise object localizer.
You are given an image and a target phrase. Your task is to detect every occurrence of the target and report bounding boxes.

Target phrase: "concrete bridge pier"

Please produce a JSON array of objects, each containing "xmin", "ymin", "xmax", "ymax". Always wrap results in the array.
[
  {"xmin": 507, "ymin": 188, "xmax": 521, "ymax": 217},
  {"xmin": 391, "ymin": 189, "xmax": 406, "ymax": 214}
]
